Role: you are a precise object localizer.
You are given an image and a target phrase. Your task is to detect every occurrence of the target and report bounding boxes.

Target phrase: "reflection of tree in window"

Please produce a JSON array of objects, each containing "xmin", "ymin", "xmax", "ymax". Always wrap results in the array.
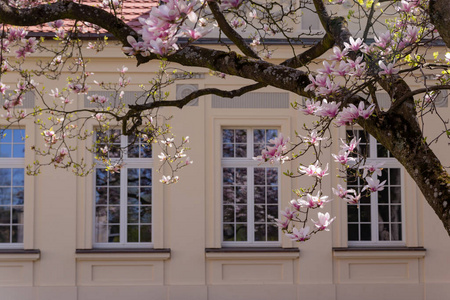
[{"xmin": 221, "ymin": 128, "xmax": 280, "ymax": 245}]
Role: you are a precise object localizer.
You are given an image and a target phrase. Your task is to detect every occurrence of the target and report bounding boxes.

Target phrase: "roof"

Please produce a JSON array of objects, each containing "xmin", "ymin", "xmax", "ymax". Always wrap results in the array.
[{"xmin": 27, "ymin": 0, "xmax": 158, "ymax": 36}]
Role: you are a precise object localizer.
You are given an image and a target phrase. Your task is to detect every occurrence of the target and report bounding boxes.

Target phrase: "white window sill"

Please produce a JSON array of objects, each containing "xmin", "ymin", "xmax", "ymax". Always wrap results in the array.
[
  {"xmin": 332, "ymin": 247, "xmax": 426, "ymax": 259},
  {"xmin": 75, "ymin": 248, "xmax": 171, "ymax": 261}
]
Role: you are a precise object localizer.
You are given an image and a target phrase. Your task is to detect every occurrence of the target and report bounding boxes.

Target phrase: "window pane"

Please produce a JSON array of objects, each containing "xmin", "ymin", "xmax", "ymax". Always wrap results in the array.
[
  {"xmin": 379, "ymin": 224, "xmax": 390, "ymax": 241},
  {"xmin": 0, "ymin": 226, "xmax": 10, "ymax": 243},
  {"xmin": 235, "ymin": 224, "xmax": 247, "ymax": 241},
  {"xmin": 254, "ymin": 224, "xmax": 266, "ymax": 241},
  {"xmin": 140, "ymin": 225, "xmax": 152, "ymax": 242},
  {"xmin": 360, "ymin": 224, "xmax": 372, "ymax": 241},
  {"xmin": 348, "ymin": 224, "xmax": 359, "ymax": 241},
  {"xmin": 0, "ymin": 144, "xmax": 11, "ymax": 158},
  {"xmin": 222, "ymin": 129, "xmax": 234, "ymax": 143},
  {"xmin": 236, "ymin": 144, "xmax": 247, "ymax": 157},
  {"xmin": 223, "ymin": 224, "xmax": 234, "ymax": 241},
  {"xmin": 390, "ymin": 169, "xmax": 401, "ymax": 185},
  {"xmin": 235, "ymin": 130, "xmax": 247, "ymax": 143},
  {"xmin": 267, "ymin": 225, "xmax": 278, "ymax": 241},
  {"xmin": 12, "ymin": 168, "xmax": 24, "ymax": 186},
  {"xmin": 390, "ymin": 224, "xmax": 402, "ymax": 241},
  {"xmin": 0, "ymin": 169, "xmax": 11, "ymax": 186},
  {"xmin": 127, "ymin": 225, "xmax": 139, "ymax": 242}
]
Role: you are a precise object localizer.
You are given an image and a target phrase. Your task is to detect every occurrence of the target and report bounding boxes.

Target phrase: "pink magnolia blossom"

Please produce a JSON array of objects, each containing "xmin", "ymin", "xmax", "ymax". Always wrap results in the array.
[
  {"xmin": 335, "ymin": 104, "xmax": 360, "ymax": 126},
  {"xmin": 361, "ymin": 162, "xmax": 384, "ymax": 178},
  {"xmin": 301, "ymin": 130, "xmax": 326, "ymax": 146},
  {"xmin": 344, "ymin": 37, "xmax": 366, "ymax": 52},
  {"xmin": 362, "ymin": 176, "xmax": 386, "ymax": 193},
  {"xmin": 185, "ymin": 157, "xmax": 193, "ymax": 165},
  {"xmin": 253, "ymin": 134, "xmax": 289, "ymax": 163},
  {"xmin": 333, "ymin": 61, "xmax": 350, "ymax": 76},
  {"xmin": 281, "ymin": 207, "xmax": 296, "ymax": 220},
  {"xmin": 182, "ymin": 26, "xmax": 213, "ymax": 40},
  {"xmin": 358, "ymin": 102, "xmax": 375, "ymax": 119},
  {"xmin": 317, "ymin": 61, "xmax": 336, "ymax": 75},
  {"xmin": 219, "ymin": 0, "xmax": 243, "ymax": 10},
  {"xmin": 285, "ymin": 226, "xmax": 311, "ymax": 242},
  {"xmin": 317, "ymin": 78, "xmax": 339, "ymax": 96},
  {"xmin": 160, "ymin": 175, "xmax": 179, "ymax": 184},
  {"xmin": 312, "ymin": 212, "xmax": 335, "ymax": 231},
  {"xmin": 0, "ymin": 83, "xmax": 9, "ymax": 95},
  {"xmin": 298, "ymin": 161, "xmax": 329, "ymax": 178},
  {"xmin": 332, "ymin": 150, "xmax": 355, "ymax": 165},
  {"xmin": 315, "ymin": 99, "xmax": 340, "ymax": 118},
  {"xmin": 275, "ymin": 218, "xmax": 290, "ymax": 230},
  {"xmin": 332, "ymin": 184, "xmax": 356, "ymax": 199},
  {"xmin": 299, "ymin": 99, "xmax": 319, "ymax": 115},
  {"xmin": 378, "ymin": 60, "xmax": 399, "ymax": 76},
  {"xmin": 329, "ymin": 46, "xmax": 349, "ymax": 61},
  {"xmin": 343, "ymin": 192, "xmax": 361, "ymax": 205},
  {"xmin": 297, "ymin": 192, "xmax": 331, "ymax": 209},
  {"xmin": 340, "ymin": 137, "xmax": 360, "ymax": 152},
  {"xmin": 397, "ymin": 0, "xmax": 418, "ymax": 13},
  {"xmin": 87, "ymin": 94, "xmax": 109, "ymax": 104},
  {"xmin": 374, "ymin": 31, "xmax": 392, "ymax": 49}
]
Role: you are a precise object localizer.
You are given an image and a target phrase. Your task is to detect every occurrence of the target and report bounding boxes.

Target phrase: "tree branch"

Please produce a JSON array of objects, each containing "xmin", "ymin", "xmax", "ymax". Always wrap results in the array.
[
  {"xmin": 129, "ymin": 82, "xmax": 267, "ymax": 110},
  {"xmin": 208, "ymin": 1, "xmax": 260, "ymax": 59},
  {"xmin": 0, "ymin": 0, "xmax": 139, "ymax": 45},
  {"xmin": 281, "ymin": 33, "xmax": 334, "ymax": 68},
  {"xmin": 390, "ymin": 84, "xmax": 450, "ymax": 112}
]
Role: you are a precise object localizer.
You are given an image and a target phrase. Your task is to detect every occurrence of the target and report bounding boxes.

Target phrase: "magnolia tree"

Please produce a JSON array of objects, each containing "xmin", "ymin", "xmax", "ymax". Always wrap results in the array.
[{"xmin": 1, "ymin": 0, "xmax": 450, "ymax": 238}]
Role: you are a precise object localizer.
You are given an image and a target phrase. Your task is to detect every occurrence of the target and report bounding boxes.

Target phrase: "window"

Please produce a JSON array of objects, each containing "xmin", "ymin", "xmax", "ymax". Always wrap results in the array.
[
  {"xmin": 221, "ymin": 128, "xmax": 279, "ymax": 246},
  {"xmin": 346, "ymin": 129, "xmax": 403, "ymax": 245},
  {"xmin": 0, "ymin": 129, "xmax": 25, "ymax": 247},
  {"xmin": 94, "ymin": 130, "xmax": 153, "ymax": 247}
]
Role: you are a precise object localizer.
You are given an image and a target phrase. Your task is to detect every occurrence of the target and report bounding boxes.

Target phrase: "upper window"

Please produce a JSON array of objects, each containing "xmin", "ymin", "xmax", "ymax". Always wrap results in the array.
[
  {"xmin": 0, "ymin": 129, "xmax": 25, "ymax": 246},
  {"xmin": 94, "ymin": 130, "xmax": 153, "ymax": 247},
  {"xmin": 221, "ymin": 128, "xmax": 280, "ymax": 246},
  {"xmin": 346, "ymin": 130, "xmax": 403, "ymax": 246}
]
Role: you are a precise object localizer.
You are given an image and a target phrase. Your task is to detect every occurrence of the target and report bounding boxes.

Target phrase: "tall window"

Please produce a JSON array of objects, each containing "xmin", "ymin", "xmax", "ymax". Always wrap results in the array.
[
  {"xmin": 346, "ymin": 130, "xmax": 403, "ymax": 245},
  {"xmin": 94, "ymin": 130, "xmax": 153, "ymax": 247},
  {"xmin": 0, "ymin": 129, "xmax": 25, "ymax": 246},
  {"xmin": 221, "ymin": 128, "xmax": 279, "ymax": 246}
]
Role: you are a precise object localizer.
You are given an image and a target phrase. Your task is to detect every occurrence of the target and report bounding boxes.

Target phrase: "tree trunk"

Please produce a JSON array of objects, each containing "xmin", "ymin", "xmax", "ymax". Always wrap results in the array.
[{"xmin": 430, "ymin": 0, "xmax": 450, "ymax": 48}]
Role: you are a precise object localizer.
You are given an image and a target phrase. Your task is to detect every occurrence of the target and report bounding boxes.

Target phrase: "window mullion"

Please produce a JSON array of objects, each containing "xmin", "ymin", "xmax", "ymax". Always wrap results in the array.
[
  {"xmin": 370, "ymin": 135, "xmax": 377, "ymax": 159},
  {"xmin": 120, "ymin": 169, "xmax": 127, "ymax": 244},
  {"xmin": 371, "ymin": 192, "xmax": 378, "ymax": 242},
  {"xmin": 248, "ymin": 167, "xmax": 254, "ymax": 243},
  {"xmin": 120, "ymin": 135, "xmax": 128, "ymax": 245}
]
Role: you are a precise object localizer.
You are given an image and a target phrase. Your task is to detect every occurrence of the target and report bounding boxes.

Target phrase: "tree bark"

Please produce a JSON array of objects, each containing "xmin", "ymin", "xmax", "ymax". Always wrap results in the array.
[{"xmin": 430, "ymin": 0, "xmax": 450, "ymax": 48}]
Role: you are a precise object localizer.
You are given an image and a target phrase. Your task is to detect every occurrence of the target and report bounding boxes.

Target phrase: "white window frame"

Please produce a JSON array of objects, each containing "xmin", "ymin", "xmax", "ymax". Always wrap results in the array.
[
  {"xmin": 93, "ymin": 131, "xmax": 154, "ymax": 248},
  {"xmin": 221, "ymin": 127, "xmax": 281, "ymax": 247},
  {"xmin": 0, "ymin": 128, "xmax": 25, "ymax": 249},
  {"xmin": 347, "ymin": 131, "xmax": 406, "ymax": 247}
]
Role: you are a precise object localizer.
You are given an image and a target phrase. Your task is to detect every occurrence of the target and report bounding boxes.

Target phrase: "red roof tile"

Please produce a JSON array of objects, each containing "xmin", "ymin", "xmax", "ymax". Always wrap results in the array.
[{"xmin": 28, "ymin": 0, "xmax": 158, "ymax": 35}]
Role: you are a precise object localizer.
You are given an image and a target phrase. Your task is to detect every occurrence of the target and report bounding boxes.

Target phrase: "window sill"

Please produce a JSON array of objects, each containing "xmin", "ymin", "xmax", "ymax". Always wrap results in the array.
[
  {"xmin": 332, "ymin": 247, "xmax": 426, "ymax": 259},
  {"xmin": 205, "ymin": 247, "xmax": 299, "ymax": 260},
  {"xmin": 75, "ymin": 248, "xmax": 171, "ymax": 261},
  {"xmin": 0, "ymin": 249, "xmax": 40, "ymax": 261}
]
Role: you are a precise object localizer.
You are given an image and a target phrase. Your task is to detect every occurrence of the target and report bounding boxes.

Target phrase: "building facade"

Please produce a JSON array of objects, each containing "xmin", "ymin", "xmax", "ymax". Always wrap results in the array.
[{"xmin": 0, "ymin": 2, "xmax": 449, "ymax": 300}]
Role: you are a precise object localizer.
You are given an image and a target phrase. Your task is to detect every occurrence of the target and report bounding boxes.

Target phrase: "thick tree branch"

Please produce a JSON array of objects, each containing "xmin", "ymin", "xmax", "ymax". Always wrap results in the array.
[
  {"xmin": 165, "ymin": 46, "xmax": 310, "ymax": 96},
  {"xmin": 0, "ymin": 0, "xmax": 139, "ymax": 45}
]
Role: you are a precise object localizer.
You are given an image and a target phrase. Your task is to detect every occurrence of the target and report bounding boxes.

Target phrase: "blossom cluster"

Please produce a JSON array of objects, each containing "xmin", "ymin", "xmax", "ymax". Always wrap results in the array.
[
  {"xmin": 123, "ymin": 0, "xmax": 212, "ymax": 57},
  {"xmin": 253, "ymin": 134, "xmax": 289, "ymax": 163}
]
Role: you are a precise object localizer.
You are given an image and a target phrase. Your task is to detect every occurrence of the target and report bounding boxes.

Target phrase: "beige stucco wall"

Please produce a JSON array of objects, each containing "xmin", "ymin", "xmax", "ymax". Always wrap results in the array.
[{"xmin": 0, "ymin": 34, "xmax": 448, "ymax": 300}]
